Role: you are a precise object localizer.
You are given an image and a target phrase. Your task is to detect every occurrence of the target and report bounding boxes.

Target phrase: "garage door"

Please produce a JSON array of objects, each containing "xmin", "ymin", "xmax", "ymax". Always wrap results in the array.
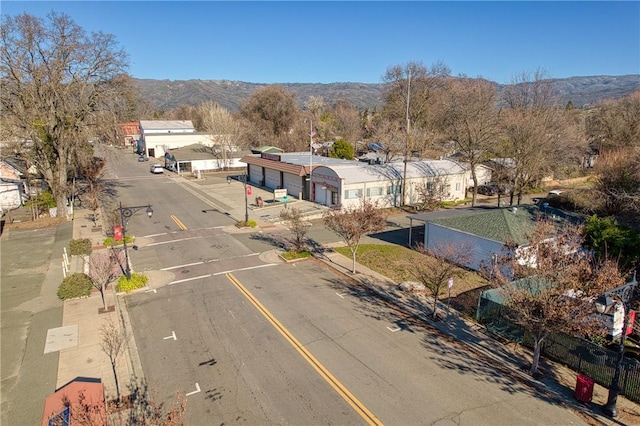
[
  {"xmin": 264, "ymin": 168, "xmax": 280, "ymax": 189},
  {"xmin": 283, "ymin": 173, "xmax": 304, "ymax": 199},
  {"xmin": 248, "ymin": 165, "xmax": 264, "ymax": 186}
]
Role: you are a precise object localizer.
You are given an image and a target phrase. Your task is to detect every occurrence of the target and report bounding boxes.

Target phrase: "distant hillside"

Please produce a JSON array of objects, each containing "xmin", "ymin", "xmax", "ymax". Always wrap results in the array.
[{"xmin": 134, "ymin": 75, "xmax": 640, "ymax": 112}]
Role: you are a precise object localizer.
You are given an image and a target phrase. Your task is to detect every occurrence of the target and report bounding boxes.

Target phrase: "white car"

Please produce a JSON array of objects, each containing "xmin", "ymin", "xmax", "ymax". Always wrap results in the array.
[{"xmin": 150, "ymin": 164, "xmax": 164, "ymax": 174}]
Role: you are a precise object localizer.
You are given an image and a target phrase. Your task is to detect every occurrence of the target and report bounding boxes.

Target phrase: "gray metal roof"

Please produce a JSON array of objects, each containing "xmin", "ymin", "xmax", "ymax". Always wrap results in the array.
[
  {"xmin": 139, "ymin": 120, "xmax": 195, "ymax": 131},
  {"xmin": 324, "ymin": 159, "xmax": 469, "ymax": 183},
  {"xmin": 279, "ymin": 153, "xmax": 354, "ymax": 167}
]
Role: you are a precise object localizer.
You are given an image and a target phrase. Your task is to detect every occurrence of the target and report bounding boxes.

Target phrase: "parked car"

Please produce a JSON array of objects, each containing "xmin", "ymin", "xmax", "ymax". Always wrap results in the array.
[
  {"xmin": 476, "ymin": 185, "xmax": 497, "ymax": 196},
  {"xmin": 149, "ymin": 164, "xmax": 164, "ymax": 174},
  {"xmin": 138, "ymin": 155, "xmax": 149, "ymax": 162},
  {"xmin": 488, "ymin": 182, "xmax": 510, "ymax": 195}
]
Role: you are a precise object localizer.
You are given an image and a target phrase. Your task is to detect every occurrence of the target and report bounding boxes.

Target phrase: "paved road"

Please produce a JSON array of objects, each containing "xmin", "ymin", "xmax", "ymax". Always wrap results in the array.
[
  {"xmin": 102, "ymin": 149, "xmax": 588, "ymax": 425},
  {"xmin": 126, "ymin": 258, "xmax": 587, "ymax": 425},
  {"xmin": 1, "ymin": 222, "xmax": 70, "ymax": 426}
]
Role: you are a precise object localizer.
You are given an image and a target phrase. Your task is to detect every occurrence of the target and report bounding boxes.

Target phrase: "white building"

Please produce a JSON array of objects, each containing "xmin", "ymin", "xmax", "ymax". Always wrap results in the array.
[
  {"xmin": 163, "ymin": 144, "xmax": 249, "ymax": 175},
  {"xmin": 240, "ymin": 152, "xmax": 489, "ymax": 209},
  {"xmin": 139, "ymin": 120, "xmax": 220, "ymax": 159}
]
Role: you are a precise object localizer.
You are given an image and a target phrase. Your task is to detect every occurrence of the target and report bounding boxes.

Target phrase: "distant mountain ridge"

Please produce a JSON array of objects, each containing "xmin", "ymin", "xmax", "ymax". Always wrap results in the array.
[{"xmin": 134, "ymin": 75, "xmax": 640, "ymax": 112}]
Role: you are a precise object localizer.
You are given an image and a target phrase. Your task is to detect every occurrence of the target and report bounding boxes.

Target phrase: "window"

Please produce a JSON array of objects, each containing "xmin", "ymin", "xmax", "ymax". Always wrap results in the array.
[
  {"xmin": 344, "ymin": 189, "xmax": 363, "ymax": 199},
  {"xmin": 387, "ymin": 184, "xmax": 401, "ymax": 195},
  {"xmin": 455, "ymin": 182, "xmax": 461, "ymax": 191},
  {"xmin": 366, "ymin": 187, "xmax": 384, "ymax": 197},
  {"xmin": 331, "ymin": 191, "xmax": 339, "ymax": 205}
]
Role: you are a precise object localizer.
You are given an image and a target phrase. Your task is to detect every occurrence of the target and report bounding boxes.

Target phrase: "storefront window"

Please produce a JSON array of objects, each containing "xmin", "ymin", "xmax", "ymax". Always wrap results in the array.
[{"xmin": 345, "ymin": 189, "xmax": 363, "ymax": 199}]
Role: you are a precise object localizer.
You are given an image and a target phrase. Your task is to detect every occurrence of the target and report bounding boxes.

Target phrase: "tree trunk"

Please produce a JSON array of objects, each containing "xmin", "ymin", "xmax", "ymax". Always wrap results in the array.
[
  {"xmin": 111, "ymin": 361, "xmax": 121, "ymax": 402},
  {"xmin": 100, "ymin": 283, "xmax": 107, "ymax": 310},
  {"xmin": 432, "ymin": 296, "xmax": 439, "ymax": 320},
  {"xmin": 351, "ymin": 250, "xmax": 357, "ymax": 274},
  {"xmin": 530, "ymin": 336, "xmax": 544, "ymax": 376},
  {"xmin": 470, "ymin": 171, "xmax": 478, "ymax": 207}
]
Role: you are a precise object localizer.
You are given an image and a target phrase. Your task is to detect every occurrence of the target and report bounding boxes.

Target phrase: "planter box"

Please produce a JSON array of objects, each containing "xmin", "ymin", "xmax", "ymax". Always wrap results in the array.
[{"xmin": 278, "ymin": 252, "xmax": 312, "ymax": 263}]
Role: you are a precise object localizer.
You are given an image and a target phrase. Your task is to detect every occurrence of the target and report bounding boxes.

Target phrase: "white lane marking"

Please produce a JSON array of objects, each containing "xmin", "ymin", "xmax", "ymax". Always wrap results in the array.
[
  {"xmin": 145, "ymin": 289, "xmax": 157, "ymax": 294},
  {"xmin": 161, "ymin": 253, "xmax": 261, "ymax": 271},
  {"xmin": 387, "ymin": 326, "xmax": 401, "ymax": 332},
  {"xmin": 144, "ymin": 232, "xmax": 168, "ymax": 238},
  {"xmin": 163, "ymin": 331, "xmax": 177, "ymax": 340},
  {"xmin": 169, "ymin": 274, "xmax": 212, "ymax": 285},
  {"xmin": 336, "ymin": 293, "xmax": 347, "ymax": 298},
  {"xmin": 147, "ymin": 237, "xmax": 201, "ymax": 247},
  {"xmin": 212, "ymin": 263, "xmax": 276, "ymax": 276},
  {"xmin": 162, "ymin": 261, "xmax": 206, "ymax": 271},
  {"xmin": 186, "ymin": 382, "xmax": 201, "ymax": 396},
  {"xmin": 168, "ymin": 263, "xmax": 275, "ymax": 286}
]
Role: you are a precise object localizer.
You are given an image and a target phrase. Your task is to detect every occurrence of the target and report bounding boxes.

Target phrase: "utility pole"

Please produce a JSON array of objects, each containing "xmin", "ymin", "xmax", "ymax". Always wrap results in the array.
[{"xmin": 401, "ymin": 69, "xmax": 411, "ymax": 207}]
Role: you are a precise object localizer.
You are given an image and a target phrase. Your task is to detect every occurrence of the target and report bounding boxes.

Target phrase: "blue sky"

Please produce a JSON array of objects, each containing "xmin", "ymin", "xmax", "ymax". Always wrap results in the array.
[{"xmin": 2, "ymin": 1, "xmax": 639, "ymax": 84}]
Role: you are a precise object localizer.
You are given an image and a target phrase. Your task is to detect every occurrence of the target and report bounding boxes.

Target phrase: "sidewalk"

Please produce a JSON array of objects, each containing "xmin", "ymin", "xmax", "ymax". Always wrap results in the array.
[
  {"xmin": 57, "ymin": 208, "xmax": 141, "ymax": 403},
  {"xmin": 171, "ymin": 172, "xmax": 329, "ymax": 226}
]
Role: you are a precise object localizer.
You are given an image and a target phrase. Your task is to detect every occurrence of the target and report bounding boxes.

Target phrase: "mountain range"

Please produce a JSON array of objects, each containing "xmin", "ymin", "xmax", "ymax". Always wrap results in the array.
[{"xmin": 134, "ymin": 75, "xmax": 640, "ymax": 112}]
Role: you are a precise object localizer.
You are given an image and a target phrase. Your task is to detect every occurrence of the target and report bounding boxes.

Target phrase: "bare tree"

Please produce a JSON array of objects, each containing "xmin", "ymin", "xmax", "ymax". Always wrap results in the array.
[
  {"xmin": 593, "ymin": 148, "xmax": 640, "ymax": 218},
  {"xmin": 489, "ymin": 219, "xmax": 626, "ymax": 376},
  {"xmin": 498, "ymin": 70, "xmax": 569, "ymax": 204},
  {"xmin": 100, "ymin": 318, "xmax": 129, "ymax": 402},
  {"xmin": 53, "ymin": 380, "xmax": 187, "ymax": 426},
  {"xmin": 196, "ymin": 101, "xmax": 245, "ymax": 170},
  {"xmin": 409, "ymin": 241, "xmax": 472, "ymax": 319},
  {"xmin": 56, "ymin": 391, "xmax": 107, "ymax": 426},
  {"xmin": 1, "ymin": 12, "xmax": 134, "ymax": 210},
  {"xmin": 587, "ymin": 91, "xmax": 640, "ymax": 151},
  {"xmin": 76, "ymin": 156, "xmax": 107, "ymax": 226},
  {"xmin": 239, "ymin": 85, "xmax": 300, "ymax": 150},
  {"xmin": 89, "ymin": 252, "xmax": 120, "ymax": 311},
  {"xmin": 332, "ymin": 99, "xmax": 363, "ymax": 147},
  {"xmin": 413, "ymin": 176, "xmax": 451, "ymax": 211},
  {"xmin": 279, "ymin": 207, "xmax": 309, "ymax": 253},
  {"xmin": 370, "ymin": 118, "xmax": 405, "ymax": 163},
  {"xmin": 323, "ymin": 200, "xmax": 388, "ymax": 273},
  {"xmin": 382, "ymin": 61, "xmax": 450, "ymax": 205},
  {"xmin": 443, "ymin": 78, "xmax": 500, "ymax": 206}
]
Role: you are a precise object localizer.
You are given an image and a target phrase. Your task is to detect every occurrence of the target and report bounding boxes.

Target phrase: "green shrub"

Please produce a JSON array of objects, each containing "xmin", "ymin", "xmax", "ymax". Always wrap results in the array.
[
  {"xmin": 117, "ymin": 273, "xmax": 148, "ymax": 293},
  {"xmin": 57, "ymin": 273, "xmax": 93, "ymax": 300},
  {"xmin": 281, "ymin": 250, "xmax": 311, "ymax": 260},
  {"xmin": 25, "ymin": 190, "xmax": 56, "ymax": 209},
  {"xmin": 69, "ymin": 238, "xmax": 92, "ymax": 255},
  {"xmin": 103, "ymin": 235, "xmax": 134, "ymax": 247}
]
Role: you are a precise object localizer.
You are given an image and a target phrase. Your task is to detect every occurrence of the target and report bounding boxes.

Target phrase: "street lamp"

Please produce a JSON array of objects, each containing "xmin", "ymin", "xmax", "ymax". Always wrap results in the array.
[
  {"xmin": 227, "ymin": 173, "xmax": 249, "ymax": 223},
  {"xmin": 117, "ymin": 202, "xmax": 153, "ymax": 280},
  {"xmin": 595, "ymin": 274, "xmax": 636, "ymax": 418}
]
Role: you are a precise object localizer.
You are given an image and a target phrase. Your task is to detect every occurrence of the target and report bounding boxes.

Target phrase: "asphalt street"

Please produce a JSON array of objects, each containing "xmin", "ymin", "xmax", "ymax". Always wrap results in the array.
[
  {"xmin": 2, "ymin": 146, "xmax": 636, "ymax": 425},
  {"xmin": 1, "ymin": 222, "xmax": 70, "ymax": 426}
]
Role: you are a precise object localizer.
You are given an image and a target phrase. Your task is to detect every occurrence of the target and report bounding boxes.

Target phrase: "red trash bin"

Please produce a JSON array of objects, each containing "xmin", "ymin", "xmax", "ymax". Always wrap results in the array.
[{"xmin": 574, "ymin": 374, "xmax": 594, "ymax": 403}]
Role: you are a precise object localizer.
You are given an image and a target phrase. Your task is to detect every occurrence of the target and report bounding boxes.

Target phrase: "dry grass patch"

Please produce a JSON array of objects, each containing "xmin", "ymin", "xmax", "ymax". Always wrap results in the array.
[{"xmin": 333, "ymin": 244, "xmax": 489, "ymax": 315}]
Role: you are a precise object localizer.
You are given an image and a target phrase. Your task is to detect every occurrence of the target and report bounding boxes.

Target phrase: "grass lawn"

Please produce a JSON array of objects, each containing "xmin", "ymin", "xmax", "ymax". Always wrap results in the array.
[{"xmin": 332, "ymin": 244, "xmax": 489, "ymax": 316}]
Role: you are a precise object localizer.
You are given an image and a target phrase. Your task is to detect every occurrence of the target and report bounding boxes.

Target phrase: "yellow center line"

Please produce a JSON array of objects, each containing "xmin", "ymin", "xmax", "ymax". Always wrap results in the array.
[
  {"xmin": 170, "ymin": 214, "xmax": 188, "ymax": 230},
  {"xmin": 226, "ymin": 273, "xmax": 383, "ymax": 426}
]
